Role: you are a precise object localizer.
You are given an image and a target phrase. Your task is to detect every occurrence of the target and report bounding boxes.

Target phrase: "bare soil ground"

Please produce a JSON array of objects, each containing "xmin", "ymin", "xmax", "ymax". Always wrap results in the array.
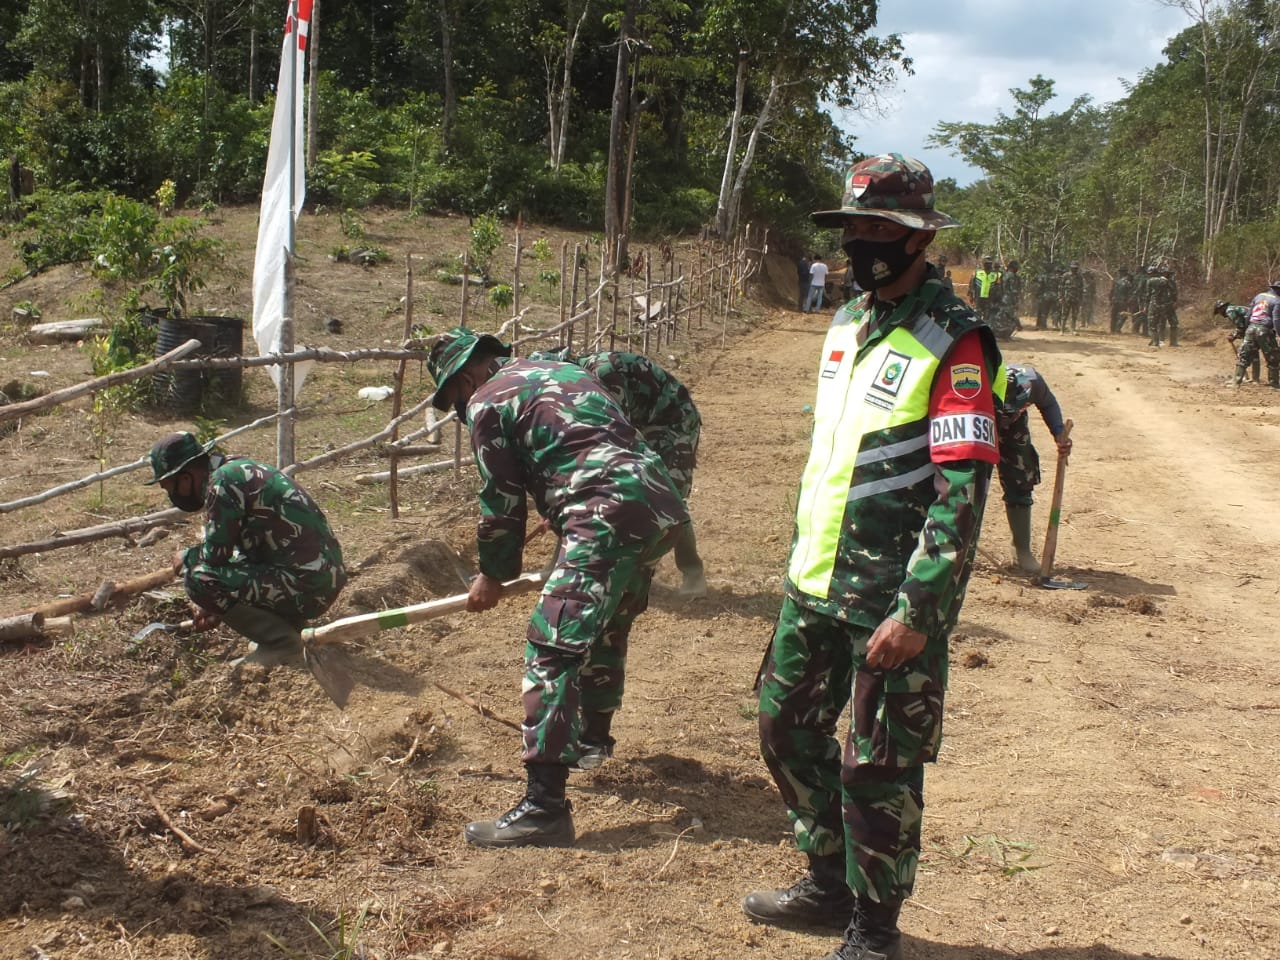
[{"xmin": 2, "ymin": 209, "xmax": 1278, "ymax": 960}]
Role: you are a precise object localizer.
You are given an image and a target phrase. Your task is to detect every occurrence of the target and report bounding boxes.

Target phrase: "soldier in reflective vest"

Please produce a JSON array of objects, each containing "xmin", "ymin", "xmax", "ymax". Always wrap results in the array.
[
  {"xmin": 743, "ymin": 153, "xmax": 1005, "ymax": 960},
  {"xmin": 967, "ymin": 254, "xmax": 1001, "ymax": 323}
]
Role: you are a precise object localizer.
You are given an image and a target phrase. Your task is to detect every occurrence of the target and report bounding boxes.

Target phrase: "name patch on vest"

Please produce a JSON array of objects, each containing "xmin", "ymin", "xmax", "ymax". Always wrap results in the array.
[
  {"xmin": 930, "ymin": 413, "xmax": 997, "ymax": 454},
  {"xmin": 821, "ymin": 349, "xmax": 845, "ymax": 379},
  {"xmin": 864, "ymin": 350, "xmax": 911, "ymax": 410}
]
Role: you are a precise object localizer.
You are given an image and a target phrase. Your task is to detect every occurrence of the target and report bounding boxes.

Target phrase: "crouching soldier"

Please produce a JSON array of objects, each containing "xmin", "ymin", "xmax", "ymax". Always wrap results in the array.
[{"xmin": 145, "ymin": 432, "xmax": 347, "ymax": 664}]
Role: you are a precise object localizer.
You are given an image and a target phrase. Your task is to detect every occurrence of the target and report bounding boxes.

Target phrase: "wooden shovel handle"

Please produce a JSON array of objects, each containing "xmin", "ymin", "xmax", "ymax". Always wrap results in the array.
[
  {"xmin": 1038, "ymin": 419, "xmax": 1073, "ymax": 581},
  {"xmin": 303, "ymin": 572, "xmax": 546, "ymax": 646}
]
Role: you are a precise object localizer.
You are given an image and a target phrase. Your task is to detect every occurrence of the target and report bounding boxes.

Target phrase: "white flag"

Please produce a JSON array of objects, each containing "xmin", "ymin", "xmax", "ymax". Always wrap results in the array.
[{"xmin": 252, "ymin": 0, "xmax": 314, "ymax": 396}]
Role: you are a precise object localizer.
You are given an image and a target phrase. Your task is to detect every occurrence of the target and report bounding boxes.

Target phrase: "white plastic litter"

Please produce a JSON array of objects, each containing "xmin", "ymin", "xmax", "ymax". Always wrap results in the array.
[{"xmin": 358, "ymin": 385, "xmax": 395, "ymax": 401}]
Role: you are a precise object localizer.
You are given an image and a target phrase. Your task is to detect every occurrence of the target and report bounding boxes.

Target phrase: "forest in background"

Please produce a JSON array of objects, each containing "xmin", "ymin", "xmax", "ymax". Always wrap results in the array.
[{"xmin": 2, "ymin": 0, "xmax": 1280, "ymax": 290}]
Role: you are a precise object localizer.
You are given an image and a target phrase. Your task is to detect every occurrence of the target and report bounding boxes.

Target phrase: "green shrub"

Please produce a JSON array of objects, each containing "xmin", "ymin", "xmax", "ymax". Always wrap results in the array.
[{"xmin": 469, "ymin": 213, "xmax": 503, "ymax": 276}]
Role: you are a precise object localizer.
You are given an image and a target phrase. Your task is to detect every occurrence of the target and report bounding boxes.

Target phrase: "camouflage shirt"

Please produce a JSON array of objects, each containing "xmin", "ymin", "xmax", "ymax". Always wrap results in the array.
[
  {"xmin": 998, "ymin": 364, "xmax": 1065, "ymax": 437},
  {"xmin": 465, "ymin": 358, "xmax": 689, "ymax": 580},
  {"xmin": 1146, "ymin": 275, "xmax": 1176, "ymax": 310},
  {"xmin": 183, "ymin": 454, "xmax": 347, "ymax": 592},
  {"xmin": 1225, "ymin": 304, "xmax": 1249, "ymax": 336}
]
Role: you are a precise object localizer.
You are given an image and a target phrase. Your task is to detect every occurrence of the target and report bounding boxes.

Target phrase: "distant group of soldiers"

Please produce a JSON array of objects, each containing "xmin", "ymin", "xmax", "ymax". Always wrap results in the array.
[
  {"xmin": 964, "ymin": 255, "xmax": 1025, "ymax": 339},
  {"xmin": 1107, "ymin": 265, "xmax": 1180, "ymax": 347},
  {"xmin": 1029, "ymin": 262, "xmax": 1099, "ymax": 335}
]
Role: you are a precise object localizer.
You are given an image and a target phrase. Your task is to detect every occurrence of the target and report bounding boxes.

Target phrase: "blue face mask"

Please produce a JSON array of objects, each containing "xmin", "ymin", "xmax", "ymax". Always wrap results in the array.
[{"xmin": 843, "ymin": 232, "xmax": 919, "ymax": 291}]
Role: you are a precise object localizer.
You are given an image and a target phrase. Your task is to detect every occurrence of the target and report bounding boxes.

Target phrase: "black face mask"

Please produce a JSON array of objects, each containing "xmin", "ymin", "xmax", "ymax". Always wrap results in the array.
[
  {"xmin": 843, "ymin": 232, "xmax": 920, "ymax": 292},
  {"xmin": 167, "ymin": 488, "xmax": 205, "ymax": 513}
]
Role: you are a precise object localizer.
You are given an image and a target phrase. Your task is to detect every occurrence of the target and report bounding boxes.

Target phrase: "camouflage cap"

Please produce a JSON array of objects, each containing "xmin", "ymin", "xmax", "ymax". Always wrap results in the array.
[
  {"xmin": 426, "ymin": 326, "xmax": 513, "ymax": 411},
  {"xmin": 812, "ymin": 153, "xmax": 958, "ymax": 231},
  {"xmin": 144, "ymin": 431, "xmax": 212, "ymax": 485}
]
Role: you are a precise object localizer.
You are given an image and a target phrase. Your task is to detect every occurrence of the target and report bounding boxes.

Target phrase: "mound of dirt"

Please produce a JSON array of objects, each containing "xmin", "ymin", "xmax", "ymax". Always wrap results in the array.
[{"xmin": 344, "ymin": 538, "xmax": 474, "ymax": 614}]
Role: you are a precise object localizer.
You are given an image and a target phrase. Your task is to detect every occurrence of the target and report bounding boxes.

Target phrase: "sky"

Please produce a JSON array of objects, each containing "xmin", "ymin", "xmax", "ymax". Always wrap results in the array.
[{"xmin": 843, "ymin": 0, "xmax": 1193, "ymax": 186}]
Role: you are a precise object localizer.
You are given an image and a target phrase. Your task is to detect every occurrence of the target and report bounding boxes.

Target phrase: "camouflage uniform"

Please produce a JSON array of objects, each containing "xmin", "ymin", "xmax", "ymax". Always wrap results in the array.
[
  {"xmin": 757, "ymin": 270, "xmax": 1005, "ymax": 907},
  {"xmin": 528, "ymin": 348, "xmax": 706, "ymax": 589},
  {"xmin": 1237, "ymin": 289, "xmax": 1280, "ymax": 386},
  {"xmin": 529, "ymin": 349, "xmax": 701, "ymax": 498},
  {"xmin": 1130, "ymin": 267, "xmax": 1154, "ymax": 336},
  {"xmin": 1058, "ymin": 265, "xmax": 1084, "ymax": 333},
  {"xmin": 1033, "ymin": 267, "xmax": 1058, "ymax": 330},
  {"xmin": 465, "ymin": 357, "xmax": 688, "ymax": 765},
  {"xmin": 181, "ymin": 455, "xmax": 347, "ymax": 624},
  {"xmin": 996, "ymin": 365, "xmax": 1066, "ymax": 507},
  {"xmin": 1110, "ymin": 272, "xmax": 1132, "ymax": 333},
  {"xmin": 1145, "ymin": 273, "xmax": 1176, "ymax": 346}
]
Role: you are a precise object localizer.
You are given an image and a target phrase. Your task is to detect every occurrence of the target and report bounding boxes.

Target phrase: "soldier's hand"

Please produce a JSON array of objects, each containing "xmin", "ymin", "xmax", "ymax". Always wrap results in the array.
[
  {"xmin": 467, "ymin": 573, "xmax": 503, "ymax": 613},
  {"xmin": 189, "ymin": 604, "xmax": 220, "ymax": 631},
  {"xmin": 1056, "ymin": 435, "xmax": 1073, "ymax": 458},
  {"xmin": 866, "ymin": 617, "xmax": 927, "ymax": 670},
  {"xmin": 171, "ymin": 548, "xmax": 186, "ymax": 577}
]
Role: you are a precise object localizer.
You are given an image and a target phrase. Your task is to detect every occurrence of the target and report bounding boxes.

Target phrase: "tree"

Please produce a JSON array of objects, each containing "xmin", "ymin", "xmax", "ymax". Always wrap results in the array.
[{"xmin": 698, "ymin": 0, "xmax": 907, "ymax": 238}]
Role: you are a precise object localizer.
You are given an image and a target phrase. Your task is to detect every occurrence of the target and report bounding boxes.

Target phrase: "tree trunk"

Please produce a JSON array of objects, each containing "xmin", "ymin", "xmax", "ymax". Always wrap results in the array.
[
  {"xmin": 306, "ymin": 0, "xmax": 321, "ymax": 170},
  {"xmin": 548, "ymin": 2, "xmax": 589, "ymax": 171},
  {"xmin": 725, "ymin": 70, "xmax": 782, "ymax": 239},
  {"xmin": 440, "ymin": 0, "xmax": 457, "ymax": 155},
  {"xmin": 249, "ymin": 0, "xmax": 258, "ymax": 102},
  {"xmin": 714, "ymin": 49, "xmax": 748, "ymax": 238},
  {"xmin": 603, "ymin": 0, "xmax": 635, "ymax": 272}
]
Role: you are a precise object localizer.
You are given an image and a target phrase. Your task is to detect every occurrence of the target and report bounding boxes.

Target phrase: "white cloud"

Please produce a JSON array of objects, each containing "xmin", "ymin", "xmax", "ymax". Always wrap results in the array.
[{"xmin": 841, "ymin": 0, "xmax": 1192, "ymax": 184}]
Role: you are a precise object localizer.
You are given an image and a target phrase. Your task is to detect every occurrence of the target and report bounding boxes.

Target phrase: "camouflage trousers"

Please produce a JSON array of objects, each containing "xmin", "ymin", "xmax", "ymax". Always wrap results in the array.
[
  {"xmin": 1149, "ymin": 306, "xmax": 1176, "ymax": 343},
  {"xmin": 996, "ymin": 413, "xmax": 1040, "ymax": 507},
  {"xmin": 185, "ymin": 556, "xmax": 345, "ymax": 625},
  {"xmin": 1237, "ymin": 324, "xmax": 1280, "ymax": 371},
  {"xmin": 757, "ymin": 595, "xmax": 947, "ymax": 904},
  {"xmin": 521, "ymin": 526, "xmax": 679, "ymax": 765}
]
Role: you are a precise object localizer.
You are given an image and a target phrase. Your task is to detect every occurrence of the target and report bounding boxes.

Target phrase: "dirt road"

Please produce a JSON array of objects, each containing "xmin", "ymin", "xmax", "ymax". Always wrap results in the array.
[{"xmin": 2, "ymin": 304, "xmax": 1277, "ymax": 960}]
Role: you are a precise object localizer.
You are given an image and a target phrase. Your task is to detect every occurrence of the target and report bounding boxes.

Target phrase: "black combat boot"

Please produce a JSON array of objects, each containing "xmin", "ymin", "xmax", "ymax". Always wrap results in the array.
[
  {"xmin": 742, "ymin": 853, "xmax": 855, "ymax": 930},
  {"xmin": 1269, "ymin": 366, "xmax": 1280, "ymax": 389},
  {"xmin": 1233, "ymin": 365, "xmax": 1247, "ymax": 387},
  {"xmin": 464, "ymin": 763, "xmax": 574, "ymax": 848},
  {"xmin": 574, "ymin": 710, "xmax": 616, "ymax": 770},
  {"xmin": 822, "ymin": 895, "xmax": 904, "ymax": 960}
]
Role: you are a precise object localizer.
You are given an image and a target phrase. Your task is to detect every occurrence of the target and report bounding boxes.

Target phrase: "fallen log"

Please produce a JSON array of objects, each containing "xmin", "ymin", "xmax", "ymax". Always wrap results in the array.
[
  {"xmin": 0, "ymin": 508, "xmax": 188, "ymax": 559},
  {"xmin": 23, "ymin": 318, "xmax": 105, "ymax": 344},
  {"xmin": 18, "ymin": 567, "xmax": 176, "ymax": 618}
]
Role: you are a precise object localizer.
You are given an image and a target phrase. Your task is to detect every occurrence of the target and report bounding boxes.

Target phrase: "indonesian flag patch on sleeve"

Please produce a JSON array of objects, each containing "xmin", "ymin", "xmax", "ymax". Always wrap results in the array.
[
  {"xmin": 927, "ymin": 332, "xmax": 1000, "ymax": 464},
  {"xmin": 820, "ymin": 349, "xmax": 845, "ymax": 379}
]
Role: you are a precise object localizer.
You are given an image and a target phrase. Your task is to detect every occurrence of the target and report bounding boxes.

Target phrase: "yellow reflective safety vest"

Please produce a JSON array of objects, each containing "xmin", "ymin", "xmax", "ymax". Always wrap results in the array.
[
  {"xmin": 787, "ymin": 278, "xmax": 1006, "ymax": 630},
  {"xmin": 973, "ymin": 268, "xmax": 1001, "ymax": 299}
]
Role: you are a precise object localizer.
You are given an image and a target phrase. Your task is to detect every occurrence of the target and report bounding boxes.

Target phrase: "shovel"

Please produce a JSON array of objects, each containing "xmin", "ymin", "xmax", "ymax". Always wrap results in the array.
[
  {"xmin": 129, "ymin": 614, "xmax": 354, "ymax": 708},
  {"xmin": 129, "ymin": 618, "xmax": 195, "ymax": 648},
  {"xmin": 1036, "ymin": 419, "xmax": 1087, "ymax": 591}
]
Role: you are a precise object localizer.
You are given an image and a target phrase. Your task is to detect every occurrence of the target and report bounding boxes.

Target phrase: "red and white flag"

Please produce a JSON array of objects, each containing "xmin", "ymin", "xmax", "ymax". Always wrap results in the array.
[{"xmin": 252, "ymin": 0, "xmax": 313, "ymax": 394}]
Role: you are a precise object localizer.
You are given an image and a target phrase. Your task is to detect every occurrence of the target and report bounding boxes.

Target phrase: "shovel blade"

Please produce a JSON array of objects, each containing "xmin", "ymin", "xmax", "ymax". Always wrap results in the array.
[
  {"xmin": 304, "ymin": 645, "xmax": 356, "ymax": 709},
  {"xmin": 1037, "ymin": 577, "xmax": 1087, "ymax": 591}
]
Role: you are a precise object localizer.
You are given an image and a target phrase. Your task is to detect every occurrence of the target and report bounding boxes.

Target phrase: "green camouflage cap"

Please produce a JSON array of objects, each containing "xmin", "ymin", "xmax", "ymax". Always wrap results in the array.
[
  {"xmin": 427, "ymin": 326, "xmax": 512, "ymax": 411},
  {"xmin": 813, "ymin": 153, "xmax": 958, "ymax": 231},
  {"xmin": 144, "ymin": 431, "xmax": 212, "ymax": 485}
]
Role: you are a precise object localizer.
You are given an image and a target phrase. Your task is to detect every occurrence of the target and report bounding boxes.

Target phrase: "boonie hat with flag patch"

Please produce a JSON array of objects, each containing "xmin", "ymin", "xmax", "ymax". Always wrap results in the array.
[{"xmin": 812, "ymin": 153, "xmax": 958, "ymax": 231}]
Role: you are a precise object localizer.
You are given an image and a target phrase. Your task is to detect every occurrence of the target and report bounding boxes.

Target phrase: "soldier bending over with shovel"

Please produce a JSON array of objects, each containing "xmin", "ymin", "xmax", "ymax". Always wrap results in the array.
[
  {"xmin": 428, "ymin": 327, "xmax": 688, "ymax": 849},
  {"xmin": 144, "ymin": 431, "xmax": 348, "ymax": 665}
]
